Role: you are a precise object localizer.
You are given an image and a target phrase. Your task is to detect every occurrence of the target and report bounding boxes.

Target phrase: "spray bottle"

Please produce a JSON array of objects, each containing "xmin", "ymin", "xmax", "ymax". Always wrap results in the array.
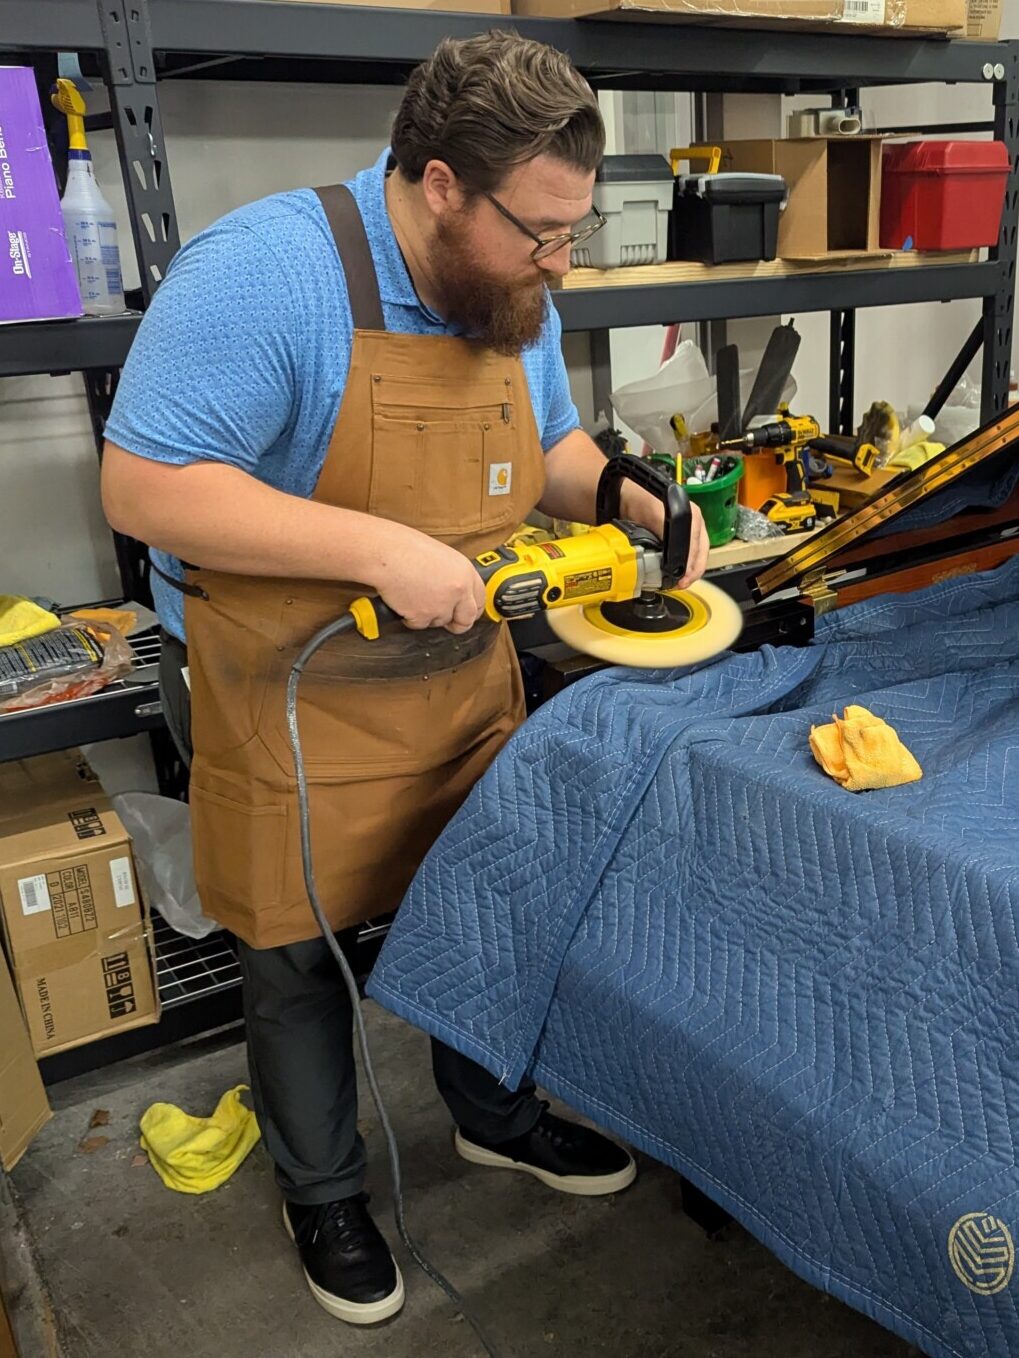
[{"xmin": 50, "ymin": 79, "xmax": 125, "ymax": 316}]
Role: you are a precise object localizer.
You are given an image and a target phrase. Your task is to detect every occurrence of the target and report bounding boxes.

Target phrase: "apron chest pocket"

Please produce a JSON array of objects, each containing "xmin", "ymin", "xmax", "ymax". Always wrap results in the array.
[{"xmin": 370, "ymin": 376, "xmax": 519, "ymax": 538}]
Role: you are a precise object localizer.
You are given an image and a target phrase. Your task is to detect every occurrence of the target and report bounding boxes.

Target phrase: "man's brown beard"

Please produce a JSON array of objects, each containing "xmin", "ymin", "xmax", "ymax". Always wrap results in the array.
[{"xmin": 432, "ymin": 213, "xmax": 548, "ymax": 357}]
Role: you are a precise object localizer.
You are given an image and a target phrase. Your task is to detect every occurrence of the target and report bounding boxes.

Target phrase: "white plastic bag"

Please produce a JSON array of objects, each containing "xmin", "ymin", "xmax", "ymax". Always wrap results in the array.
[
  {"xmin": 611, "ymin": 340, "xmax": 797, "ymax": 456},
  {"xmin": 611, "ymin": 341, "xmax": 715, "ymax": 455},
  {"xmin": 111, "ymin": 792, "xmax": 219, "ymax": 939}
]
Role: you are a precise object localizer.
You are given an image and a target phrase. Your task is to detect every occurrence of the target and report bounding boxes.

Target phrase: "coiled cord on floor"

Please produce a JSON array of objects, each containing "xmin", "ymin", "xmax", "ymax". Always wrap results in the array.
[{"xmin": 285, "ymin": 609, "xmax": 502, "ymax": 1358}]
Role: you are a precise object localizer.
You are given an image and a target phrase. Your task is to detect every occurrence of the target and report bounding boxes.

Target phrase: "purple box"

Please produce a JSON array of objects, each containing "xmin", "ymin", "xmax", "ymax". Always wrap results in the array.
[{"xmin": 0, "ymin": 67, "xmax": 82, "ymax": 323}]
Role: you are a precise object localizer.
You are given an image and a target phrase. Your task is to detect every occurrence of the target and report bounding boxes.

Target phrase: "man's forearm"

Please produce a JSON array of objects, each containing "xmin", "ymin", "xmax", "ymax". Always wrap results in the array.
[
  {"xmin": 540, "ymin": 427, "xmax": 709, "ymax": 587},
  {"xmin": 539, "ymin": 427, "xmax": 665, "ymax": 535},
  {"xmin": 102, "ymin": 443, "xmax": 407, "ymax": 589},
  {"xmin": 537, "ymin": 428, "xmax": 606, "ymax": 524}
]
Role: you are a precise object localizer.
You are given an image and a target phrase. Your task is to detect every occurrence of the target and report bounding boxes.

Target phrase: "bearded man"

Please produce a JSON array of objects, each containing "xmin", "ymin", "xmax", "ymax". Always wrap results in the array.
[{"xmin": 101, "ymin": 29, "xmax": 707, "ymax": 1327}]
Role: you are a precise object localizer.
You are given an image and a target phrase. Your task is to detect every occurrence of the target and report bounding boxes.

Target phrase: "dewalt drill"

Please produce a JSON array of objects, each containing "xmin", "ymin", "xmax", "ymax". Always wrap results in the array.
[{"xmin": 719, "ymin": 414, "xmax": 838, "ymax": 533}]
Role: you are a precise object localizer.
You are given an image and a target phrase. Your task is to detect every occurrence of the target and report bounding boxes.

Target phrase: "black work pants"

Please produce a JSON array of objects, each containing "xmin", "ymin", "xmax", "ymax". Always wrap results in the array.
[{"xmin": 159, "ymin": 628, "xmax": 540, "ymax": 1204}]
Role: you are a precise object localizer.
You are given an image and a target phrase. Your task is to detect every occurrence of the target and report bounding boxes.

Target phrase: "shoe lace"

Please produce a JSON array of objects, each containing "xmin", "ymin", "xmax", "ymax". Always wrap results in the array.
[
  {"xmin": 303, "ymin": 1194, "xmax": 372, "ymax": 1250},
  {"xmin": 533, "ymin": 1100, "xmax": 574, "ymax": 1153}
]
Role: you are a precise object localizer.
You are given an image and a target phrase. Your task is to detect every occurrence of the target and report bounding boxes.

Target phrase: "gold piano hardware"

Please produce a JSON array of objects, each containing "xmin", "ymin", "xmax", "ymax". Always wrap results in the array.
[
  {"xmin": 801, "ymin": 571, "xmax": 838, "ymax": 615},
  {"xmin": 751, "ymin": 405, "xmax": 1019, "ymax": 601}
]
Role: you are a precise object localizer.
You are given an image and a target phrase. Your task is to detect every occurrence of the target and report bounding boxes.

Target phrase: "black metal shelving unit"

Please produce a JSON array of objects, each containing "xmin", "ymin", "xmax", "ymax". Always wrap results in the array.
[{"xmin": 5, "ymin": 0, "xmax": 1019, "ymax": 1072}]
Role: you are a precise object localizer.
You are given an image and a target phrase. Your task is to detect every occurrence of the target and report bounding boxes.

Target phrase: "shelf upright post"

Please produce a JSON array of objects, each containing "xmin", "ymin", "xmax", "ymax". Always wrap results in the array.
[
  {"xmin": 83, "ymin": 0, "xmax": 184, "ymax": 611},
  {"xmin": 982, "ymin": 48, "xmax": 1019, "ymax": 422},
  {"xmin": 97, "ymin": 0, "xmax": 181, "ymax": 299}
]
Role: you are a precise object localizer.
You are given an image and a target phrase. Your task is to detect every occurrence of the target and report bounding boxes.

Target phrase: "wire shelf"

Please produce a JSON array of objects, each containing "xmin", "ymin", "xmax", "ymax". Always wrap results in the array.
[
  {"xmin": 152, "ymin": 912, "xmax": 242, "ymax": 1008},
  {"xmin": 0, "ymin": 615, "xmax": 164, "ymax": 762}
]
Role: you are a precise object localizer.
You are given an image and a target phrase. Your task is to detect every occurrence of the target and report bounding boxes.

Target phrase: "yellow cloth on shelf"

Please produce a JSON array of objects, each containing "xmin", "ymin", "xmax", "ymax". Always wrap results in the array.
[
  {"xmin": 139, "ymin": 1085, "xmax": 260, "ymax": 1194},
  {"xmin": 886, "ymin": 440, "xmax": 946, "ymax": 472},
  {"xmin": 0, "ymin": 595, "xmax": 60, "ymax": 647},
  {"xmin": 69, "ymin": 606, "xmax": 137, "ymax": 638},
  {"xmin": 809, "ymin": 704, "xmax": 922, "ymax": 793}
]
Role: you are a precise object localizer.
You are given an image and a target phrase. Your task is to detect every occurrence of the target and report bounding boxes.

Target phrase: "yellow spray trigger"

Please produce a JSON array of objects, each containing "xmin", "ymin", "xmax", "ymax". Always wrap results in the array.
[
  {"xmin": 348, "ymin": 596, "xmax": 381, "ymax": 640},
  {"xmin": 51, "ymin": 78, "xmax": 88, "ymax": 152}
]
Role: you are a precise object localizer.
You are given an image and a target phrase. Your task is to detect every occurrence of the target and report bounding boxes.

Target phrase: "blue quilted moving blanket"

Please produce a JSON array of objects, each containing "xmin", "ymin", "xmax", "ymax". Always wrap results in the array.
[{"xmin": 368, "ymin": 557, "xmax": 1019, "ymax": 1358}]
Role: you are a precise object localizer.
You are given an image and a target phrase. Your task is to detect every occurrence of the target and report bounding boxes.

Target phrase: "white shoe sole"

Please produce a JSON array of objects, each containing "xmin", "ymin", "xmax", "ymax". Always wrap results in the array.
[
  {"xmin": 282, "ymin": 1203, "xmax": 405, "ymax": 1325},
  {"xmin": 454, "ymin": 1130, "xmax": 637, "ymax": 1197}
]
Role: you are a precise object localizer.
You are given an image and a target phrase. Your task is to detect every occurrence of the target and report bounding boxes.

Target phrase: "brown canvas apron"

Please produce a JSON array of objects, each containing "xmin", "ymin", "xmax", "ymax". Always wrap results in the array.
[{"xmin": 179, "ymin": 184, "xmax": 546, "ymax": 949}]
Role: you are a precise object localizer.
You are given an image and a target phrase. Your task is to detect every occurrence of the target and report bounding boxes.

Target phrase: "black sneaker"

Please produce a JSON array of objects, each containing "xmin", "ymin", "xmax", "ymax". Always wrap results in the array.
[
  {"xmin": 283, "ymin": 1194, "xmax": 404, "ymax": 1325},
  {"xmin": 455, "ymin": 1101, "xmax": 636, "ymax": 1197}
]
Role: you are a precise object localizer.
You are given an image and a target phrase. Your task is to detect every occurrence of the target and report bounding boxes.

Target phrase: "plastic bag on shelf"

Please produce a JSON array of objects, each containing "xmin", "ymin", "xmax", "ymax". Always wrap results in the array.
[
  {"xmin": 611, "ymin": 339, "xmax": 796, "ymax": 456},
  {"xmin": 111, "ymin": 792, "xmax": 219, "ymax": 940},
  {"xmin": 906, "ymin": 375, "xmax": 982, "ymax": 451},
  {"xmin": 0, "ymin": 615, "xmax": 135, "ymax": 714},
  {"xmin": 611, "ymin": 341, "xmax": 715, "ymax": 456}
]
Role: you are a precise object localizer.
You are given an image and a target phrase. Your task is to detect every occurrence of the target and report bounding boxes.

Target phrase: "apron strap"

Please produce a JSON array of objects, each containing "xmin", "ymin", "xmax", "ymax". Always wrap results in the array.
[
  {"xmin": 314, "ymin": 184, "xmax": 385, "ymax": 332},
  {"xmin": 151, "ymin": 557, "xmax": 209, "ymax": 601}
]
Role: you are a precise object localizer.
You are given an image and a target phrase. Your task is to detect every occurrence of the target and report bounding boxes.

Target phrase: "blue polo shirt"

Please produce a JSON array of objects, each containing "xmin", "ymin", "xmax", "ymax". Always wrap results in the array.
[{"xmin": 105, "ymin": 149, "xmax": 581, "ymax": 642}]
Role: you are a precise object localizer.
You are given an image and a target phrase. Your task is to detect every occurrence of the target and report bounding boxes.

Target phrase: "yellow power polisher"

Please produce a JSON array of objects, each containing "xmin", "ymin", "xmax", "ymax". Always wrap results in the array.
[{"xmin": 346, "ymin": 456, "xmax": 742, "ymax": 669}]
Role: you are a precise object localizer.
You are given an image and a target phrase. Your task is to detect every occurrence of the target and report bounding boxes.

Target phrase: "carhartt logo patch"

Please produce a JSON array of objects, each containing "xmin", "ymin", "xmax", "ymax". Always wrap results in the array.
[
  {"xmin": 489, "ymin": 463, "xmax": 512, "ymax": 496},
  {"xmin": 949, "ymin": 1213, "xmax": 1015, "ymax": 1295}
]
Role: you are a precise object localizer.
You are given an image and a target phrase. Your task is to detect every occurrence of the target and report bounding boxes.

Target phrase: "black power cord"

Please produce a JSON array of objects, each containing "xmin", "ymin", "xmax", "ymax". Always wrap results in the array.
[{"xmin": 285, "ymin": 609, "xmax": 503, "ymax": 1358}]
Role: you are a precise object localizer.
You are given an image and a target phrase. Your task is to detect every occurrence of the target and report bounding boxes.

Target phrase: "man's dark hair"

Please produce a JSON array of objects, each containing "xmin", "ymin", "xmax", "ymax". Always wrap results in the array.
[{"xmin": 391, "ymin": 30, "xmax": 605, "ymax": 194}]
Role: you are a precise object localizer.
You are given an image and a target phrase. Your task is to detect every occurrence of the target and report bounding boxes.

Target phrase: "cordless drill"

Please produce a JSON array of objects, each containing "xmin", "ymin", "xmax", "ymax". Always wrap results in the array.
[{"xmin": 719, "ymin": 415, "xmax": 821, "ymax": 495}]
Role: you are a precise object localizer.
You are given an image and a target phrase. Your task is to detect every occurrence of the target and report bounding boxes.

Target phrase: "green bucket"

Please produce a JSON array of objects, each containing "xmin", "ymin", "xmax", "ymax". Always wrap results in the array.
[{"xmin": 681, "ymin": 453, "xmax": 744, "ymax": 547}]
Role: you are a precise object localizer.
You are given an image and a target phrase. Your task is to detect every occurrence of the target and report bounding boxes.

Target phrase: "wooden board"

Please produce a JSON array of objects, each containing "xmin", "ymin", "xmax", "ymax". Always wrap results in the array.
[
  {"xmin": 835, "ymin": 538, "xmax": 1019, "ymax": 608},
  {"xmin": 707, "ymin": 527, "xmax": 824, "ymax": 571},
  {"xmin": 562, "ymin": 250, "xmax": 977, "ymax": 291}
]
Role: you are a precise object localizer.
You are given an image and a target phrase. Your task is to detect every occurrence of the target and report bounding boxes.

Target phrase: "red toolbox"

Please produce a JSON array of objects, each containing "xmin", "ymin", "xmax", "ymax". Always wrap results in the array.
[{"xmin": 880, "ymin": 140, "xmax": 1010, "ymax": 251}]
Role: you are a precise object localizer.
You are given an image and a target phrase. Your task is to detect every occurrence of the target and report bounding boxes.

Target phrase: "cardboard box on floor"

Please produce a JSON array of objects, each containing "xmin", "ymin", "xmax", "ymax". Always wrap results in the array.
[
  {"xmin": 0, "ymin": 949, "xmax": 50, "ymax": 1171},
  {"xmin": 0, "ymin": 753, "xmax": 159, "ymax": 1059},
  {"xmin": 511, "ymin": 0, "xmax": 965, "ymax": 34},
  {"xmin": 719, "ymin": 137, "xmax": 885, "ymax": 261}
]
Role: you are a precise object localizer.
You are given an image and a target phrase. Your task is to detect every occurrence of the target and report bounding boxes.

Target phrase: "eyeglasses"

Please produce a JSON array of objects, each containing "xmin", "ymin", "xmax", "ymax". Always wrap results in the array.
[{"xmin": 482, "ymin": 191, "xmax": 607, "ymax": 262}]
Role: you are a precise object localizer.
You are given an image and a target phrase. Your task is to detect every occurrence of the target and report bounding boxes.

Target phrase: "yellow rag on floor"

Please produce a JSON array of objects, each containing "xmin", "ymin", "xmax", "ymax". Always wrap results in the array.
[
  {"xmin": 809, "ymin": 704, "xmax": 922, "ymax": 792},
  {"xmin": 139, "ymin": 1085, "xmax": 260, "ymax": 1194},
  {"xmin": 0, "ymin": 595, "xmax": 60, "ymax": 646}
]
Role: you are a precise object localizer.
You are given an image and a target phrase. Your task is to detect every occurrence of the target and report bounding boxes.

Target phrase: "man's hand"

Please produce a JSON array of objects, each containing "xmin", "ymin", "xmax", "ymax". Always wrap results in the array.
[
  {"xmin": 369, "ymin": 524, "xmax": 487, "ymax": 633},
  {"xmin": 619, "ymin": 481, "xmax": 710, "ymax": 589},
  {"xmin": 540, "ymin": 429, "xmax": 710, "ymax": 588}
]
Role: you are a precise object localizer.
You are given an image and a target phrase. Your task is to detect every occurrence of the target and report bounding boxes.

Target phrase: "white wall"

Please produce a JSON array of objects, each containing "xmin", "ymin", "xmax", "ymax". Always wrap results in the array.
[
  {"xmin": 3, "ymin": 48, "xmax": 1015, "ymax": 632},
  {"xmin": 2, "ymin": 81, "xmax": 404, "ymax": 613}
]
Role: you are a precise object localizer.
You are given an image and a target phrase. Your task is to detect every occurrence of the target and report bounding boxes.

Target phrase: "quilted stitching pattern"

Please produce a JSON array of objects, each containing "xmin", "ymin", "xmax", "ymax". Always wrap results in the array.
[{"xmin": 368, "ymin": 555, "xmax": 1019, "ymax": 1358}]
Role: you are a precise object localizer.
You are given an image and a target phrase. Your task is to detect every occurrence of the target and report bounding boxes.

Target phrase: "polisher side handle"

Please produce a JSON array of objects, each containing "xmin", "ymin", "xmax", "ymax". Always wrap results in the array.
[{"xmin": 595, "ymin": 455, "xmax": 692, "ymax": 589}]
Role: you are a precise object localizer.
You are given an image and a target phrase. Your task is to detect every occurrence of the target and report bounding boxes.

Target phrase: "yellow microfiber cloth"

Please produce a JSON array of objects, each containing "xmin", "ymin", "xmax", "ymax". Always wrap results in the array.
[
  {"xmin": 139, "ymin": 1085, "xmax": 260, "ymax": 1194},
  {"xmin": 0, "ymin": 595, "xmax": 60, "ymax": 647},
  {"xmin": 809, "ymin": 704, "xmax": 922, "ymax": 793},
  {"xmin": 70, "ymin": 605, "xmax": 137, "ymax": 638}
]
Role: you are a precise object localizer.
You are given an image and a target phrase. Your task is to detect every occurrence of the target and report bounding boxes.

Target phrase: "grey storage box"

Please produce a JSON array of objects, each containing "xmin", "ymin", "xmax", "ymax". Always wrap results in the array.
[{"xmin": 572, "ymin": 155, "xmax": 673, "ymax": 269}]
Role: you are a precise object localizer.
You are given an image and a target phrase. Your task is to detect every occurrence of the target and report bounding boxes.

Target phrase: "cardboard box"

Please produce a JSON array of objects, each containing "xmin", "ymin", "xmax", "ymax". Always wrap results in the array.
[
  {"xmin": 719, "ymin": 137, "xmax": 885, "ymax": 261},
  {"xmin": 0, "ymin": 753, "xmax": 159, "ymax": 1058},
  {"xmin": 511, "ymin": 0, "xmax": 964, "ymax": 34},
  {"xmin": 0, "ymin": 67, "xmax": 82, "ymax": 325},
  {"xmin": 0, "ymin": 950, "xmax": 50, "ymax": 1171},
  {"xmin": 963, "ymin": 0, "xmax": 1002, "ymax": 38}
]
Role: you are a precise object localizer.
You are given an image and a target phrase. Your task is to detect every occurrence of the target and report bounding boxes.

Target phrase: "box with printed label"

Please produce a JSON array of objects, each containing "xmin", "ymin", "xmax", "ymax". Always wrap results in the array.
[
  {"xmin": 0, "ymin": 66, "xmax": 82, "ymax": 323},
  {"xmin": 510, "ymin": 0, "xmax": 964, "ymax": 34},
  {"xmin": 0, "ymin": 753, "xmax": 159, "ymax": 1057}
]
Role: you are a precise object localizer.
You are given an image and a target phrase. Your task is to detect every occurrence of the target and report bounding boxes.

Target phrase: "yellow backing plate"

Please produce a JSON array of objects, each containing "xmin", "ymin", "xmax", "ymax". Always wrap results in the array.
[{"xmin": 546, "ymin": 581, "xmax": 743, "ymax": 668}]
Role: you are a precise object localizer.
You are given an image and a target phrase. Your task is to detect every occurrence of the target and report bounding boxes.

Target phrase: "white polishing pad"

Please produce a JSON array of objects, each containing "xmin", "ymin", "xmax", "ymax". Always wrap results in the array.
[{"xmin": 546, "ymin": 581, "xmax": 743, "ymax": 669}]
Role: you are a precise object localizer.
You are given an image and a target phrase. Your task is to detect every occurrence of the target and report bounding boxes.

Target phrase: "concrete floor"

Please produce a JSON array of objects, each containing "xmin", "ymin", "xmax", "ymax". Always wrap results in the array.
[{"xmin": 6, "ymin": 1005, "xmax": 920, "ymax": 1358}]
